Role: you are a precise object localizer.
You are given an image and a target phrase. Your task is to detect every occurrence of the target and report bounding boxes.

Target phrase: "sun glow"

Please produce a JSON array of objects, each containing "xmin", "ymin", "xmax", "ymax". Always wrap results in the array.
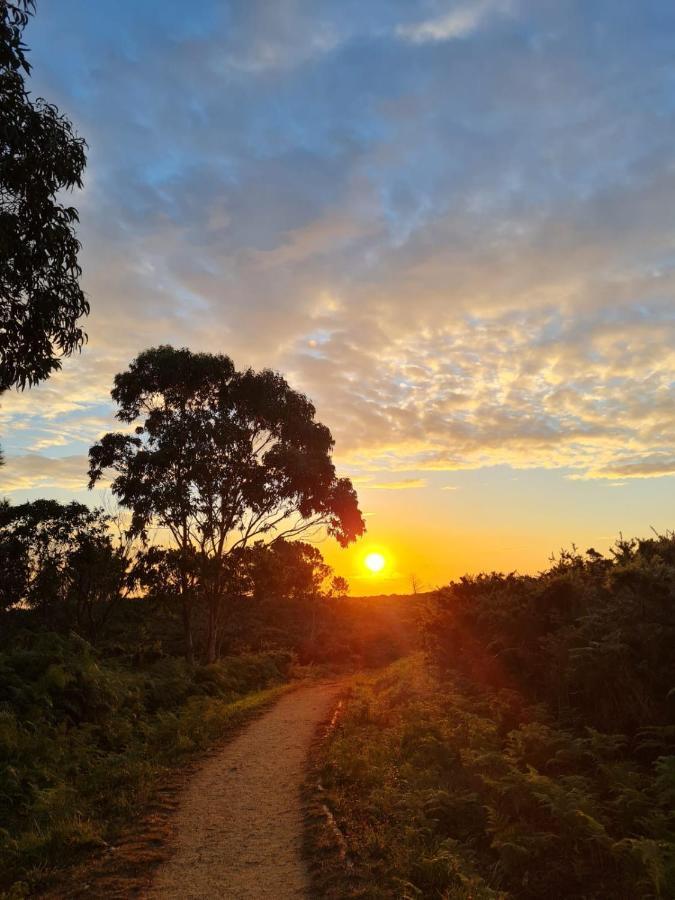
[{"xmin": 364, "ymin": 551, "xmax": 386, "ymax": 573}]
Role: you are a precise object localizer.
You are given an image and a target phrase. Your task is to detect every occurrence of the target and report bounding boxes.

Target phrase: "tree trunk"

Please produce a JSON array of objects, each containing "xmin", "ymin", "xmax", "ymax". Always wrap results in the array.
[
  {"xmin": 179, "ymin": 523, "xmax": 194, "ymax": 665},
  {"xmin": 206, "ymin": 599, "xmax": 218, "ymax": 664},
  {"xmin": 182, "ymin": 595, "xmax": 194, "ymax": 666},
  {"xmin": 308, "ymin": 592, "xmax": 318, "ymax": 660}
]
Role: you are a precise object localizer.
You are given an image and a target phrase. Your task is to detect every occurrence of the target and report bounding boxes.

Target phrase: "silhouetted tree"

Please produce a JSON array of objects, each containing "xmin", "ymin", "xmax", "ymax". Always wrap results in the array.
[
  {"xmin": 0, "ymin": 499, "xmax": 129, "ymax": 636},
  {"xmin": 133, "ymin": 544, "xmax": 201, "ymax": 661},
  {"xmin": 237, "ymin": 539, "xmax": 350, "ymax": 658},
  {"xmin": 88, "ymin": 346, "xmax": 365, "ymax": 662},
  {"xmin": 0, "ymin": 0, "xmax": 88, "ymax": 391}
]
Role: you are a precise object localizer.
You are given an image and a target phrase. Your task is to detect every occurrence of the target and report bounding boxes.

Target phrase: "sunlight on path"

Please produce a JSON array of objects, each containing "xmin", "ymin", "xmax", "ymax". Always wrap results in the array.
[{"xmin": 144, "ymin": 681, "xmax": 344, "ymax": 900}]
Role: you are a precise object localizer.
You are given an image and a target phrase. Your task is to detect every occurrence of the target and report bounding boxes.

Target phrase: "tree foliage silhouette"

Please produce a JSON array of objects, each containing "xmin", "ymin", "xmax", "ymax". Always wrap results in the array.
[
  {"xmin": 88, "ymin": 345, "xmax": 365, "ymax": 662},
  {"xmin": 238, "ymin": 539, "xmax": 351, "ymax": 658},
  {"xmin": 0, "ymin": 0, "xmax": 88, "ymax": 391},
  {"xmin": 0, "ymin": 499, "xmax": 129, "ymax": 635}
]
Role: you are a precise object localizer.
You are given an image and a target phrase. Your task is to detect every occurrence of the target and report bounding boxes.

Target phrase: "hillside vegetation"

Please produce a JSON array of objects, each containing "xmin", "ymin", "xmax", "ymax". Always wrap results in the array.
[
  {"xmin": 316, "ymin": 536, "xmax": 675, "ymax": 899},
  {"xmin": 0, "ymin": 518, "xmax": 414, "ymax": 893}
]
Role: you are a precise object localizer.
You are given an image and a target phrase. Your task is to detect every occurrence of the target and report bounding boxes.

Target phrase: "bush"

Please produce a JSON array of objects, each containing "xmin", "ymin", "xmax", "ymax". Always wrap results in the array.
[
  {"xmin": 318, "ymin": 536, "xmax": 675, "ymax": 897},
  {"xmin": 319, "ymin": 657, "xmax": 675, "ymax": 899},
  {"xmin": 0, "ymin": 633, "xmax": 288, "ymax": 890},
  {"xmin": 421, "ymin": 537, "xmax": 675, "ymax": 736}
]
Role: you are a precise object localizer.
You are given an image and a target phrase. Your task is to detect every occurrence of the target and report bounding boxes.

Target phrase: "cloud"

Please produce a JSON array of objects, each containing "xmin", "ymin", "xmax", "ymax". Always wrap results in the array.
[
  {"xmin": 397, "ymin": 0, "xmax": 514, "ymax": 43},
  {"xmin": 282, "ymin": 298, "xmax": 675, "ymax": 482},
  {"xmin": 1, "ymin": 455, "xmax": 89, "ymax": 493},
  {"xmin": 2, "ymin": 0, "xmax": 675, "ymax": 497},
  {"xmin": 575, "ymin": 456, "xmax": 675, "ymax": 480},
  {"xmin": 367, "ymin": 478, "xmax": 427, "ymax": 490}
]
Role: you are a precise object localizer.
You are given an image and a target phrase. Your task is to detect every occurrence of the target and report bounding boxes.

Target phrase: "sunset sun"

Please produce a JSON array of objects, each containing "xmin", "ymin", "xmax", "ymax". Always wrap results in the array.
[{"xmin": 364, "ymin": 551, "xmax": 386, "ymax": 573}]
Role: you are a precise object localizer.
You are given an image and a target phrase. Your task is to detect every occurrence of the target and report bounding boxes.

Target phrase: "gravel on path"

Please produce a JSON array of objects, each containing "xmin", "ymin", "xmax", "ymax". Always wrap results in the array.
[{"xmin": 144, "ymin": 680, "xmax": 344, "ymax": 900}]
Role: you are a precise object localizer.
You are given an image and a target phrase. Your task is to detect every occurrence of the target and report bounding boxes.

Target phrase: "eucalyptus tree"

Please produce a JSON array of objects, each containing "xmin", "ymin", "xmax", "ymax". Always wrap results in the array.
[
  {"xmin": 88, "ymin": 345, "xmax": 365, "ymax": 662},
  {"xmin": 1, "ymin": 0, "xmax": 88, "ymax": 391}
]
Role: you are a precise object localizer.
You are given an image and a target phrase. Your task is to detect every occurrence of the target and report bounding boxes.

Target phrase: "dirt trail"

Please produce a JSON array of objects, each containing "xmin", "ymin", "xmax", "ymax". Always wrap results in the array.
[{"xmin": 144, "ymin": 681, "xmax": 343, "ymax": 900}]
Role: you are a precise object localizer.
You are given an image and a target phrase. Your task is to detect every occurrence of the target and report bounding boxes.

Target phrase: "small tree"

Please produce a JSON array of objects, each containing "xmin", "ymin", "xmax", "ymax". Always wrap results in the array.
[
  {"xmin": 0, "ymin": 0, "xmax": 88, "ymax": 391},
  {"xmin": 241, "ymin": 539, "xmax": 349, "ymax": 657},
  {"xmin": 133, "ymin": 544, "xmax": 201, "ymax": 660},
  {"xmin": 88, "ymin": 346, "xmax": 365, "ymax": 662},
  {"xmin": 0, "ymin": 499, "xmax": 129, "ymax": 636},
  {"xmin": 410, "ymin": 573, "xmax": 423, "ymax": 595}
]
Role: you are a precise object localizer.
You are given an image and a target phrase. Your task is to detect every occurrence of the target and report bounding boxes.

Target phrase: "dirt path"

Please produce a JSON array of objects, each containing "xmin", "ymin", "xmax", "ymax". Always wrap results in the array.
[{"xmin": 144, "ymin": 680, "xmax": 343, "ymax": 900}]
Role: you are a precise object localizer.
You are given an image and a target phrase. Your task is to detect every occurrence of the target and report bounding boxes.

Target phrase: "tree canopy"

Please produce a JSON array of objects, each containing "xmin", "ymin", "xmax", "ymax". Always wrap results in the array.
[
  {"xmin": 0, "ymin": 0, "xmax": 88, "ymax": 391},
  {"xmin": 88, "ymin": 345, "xmax": 365, "ymax": 660},
  {"xmin": 0, "ymin": 499, "xmax": 129, "ymax": 634},
  {"xmin": 89, "ymin": 346, "xmax": 364, "ymax": 549}
]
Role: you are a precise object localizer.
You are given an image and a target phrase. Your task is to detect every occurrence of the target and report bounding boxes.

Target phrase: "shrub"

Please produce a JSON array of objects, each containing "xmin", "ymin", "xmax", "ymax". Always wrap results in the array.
[
  {"xmin": 0, "ymin": 633, "xmax": 288, "ymax": 890},
  {"xmin": 319, "ymin": 657, "xmax": 675, "ymax": 899}
]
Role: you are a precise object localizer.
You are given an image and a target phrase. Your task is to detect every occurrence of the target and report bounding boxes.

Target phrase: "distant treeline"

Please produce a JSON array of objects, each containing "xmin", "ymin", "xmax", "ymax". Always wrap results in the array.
[{"xmin": 0, "ymin": 496, "xmax": 414, "ymax": 667}]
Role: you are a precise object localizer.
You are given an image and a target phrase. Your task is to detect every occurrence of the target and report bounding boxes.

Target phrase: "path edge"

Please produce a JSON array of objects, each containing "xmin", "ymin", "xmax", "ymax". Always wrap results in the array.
[
  {"xmin": 302, "ymin": 679, "xmax": 361, "ymax": 899},
  {"xmin": 35, "ymin": 681, "xmax": 300, "ymax": 900}
]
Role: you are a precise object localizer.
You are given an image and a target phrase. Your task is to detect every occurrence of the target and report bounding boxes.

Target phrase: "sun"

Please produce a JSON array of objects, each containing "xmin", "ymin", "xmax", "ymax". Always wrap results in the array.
[{"xmin": 364, "ymin": 551, "xmax": 386, "ymax": 573}]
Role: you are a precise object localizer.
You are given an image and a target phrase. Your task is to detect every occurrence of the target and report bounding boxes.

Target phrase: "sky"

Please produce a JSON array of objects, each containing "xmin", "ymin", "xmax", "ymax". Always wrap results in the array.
[{"xmin": 3, "ymin": 0, "xmax": 675, "ymax": 593}]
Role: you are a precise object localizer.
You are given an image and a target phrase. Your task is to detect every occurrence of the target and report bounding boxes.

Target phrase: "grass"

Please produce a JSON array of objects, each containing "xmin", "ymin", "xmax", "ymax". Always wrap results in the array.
[
  {"xmin": 0, "ymin": 632, "xmax": 294, "ymax": 896},
  {"xmin": 313, "ymin": 655, "xmax": 675, "ymax": 899}
]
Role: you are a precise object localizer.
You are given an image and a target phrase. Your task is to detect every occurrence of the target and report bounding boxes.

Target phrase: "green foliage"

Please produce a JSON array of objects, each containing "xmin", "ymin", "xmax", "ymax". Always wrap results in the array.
[
  {"xmin": 0, "ymin": 632, "xmax": 291, "ymax": 890},
  {"xmin": 320, "ymin": 657, "xmax": 675, "ymax": 899},
  {"xmin": 319, "ymin": 537, "xmax": 675, "ymax": 898},
  {"xmin": 0, "ymin": 0, "xmax": 88, "ymax": 391}
]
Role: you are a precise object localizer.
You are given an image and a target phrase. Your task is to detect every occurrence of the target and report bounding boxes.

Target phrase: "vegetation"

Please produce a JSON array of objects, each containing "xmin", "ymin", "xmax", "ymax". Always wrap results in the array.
[
  {"xmin": 0, "ymin": 630, "xmax": 292, "ymax": 892},
  {"xmin": 0, "ymin": 334, "xmax": 372, "ymax": 890},
  {"xmin": 0, "ymin": 499, "xmax": 130, "ymax": 638},
  {"xmin": 6, "ymin": 5, "xmax": 673, "ymax": 900},
  {"xmin": 88, "ymin": 345, "xmax": 365, "ymax": 663},
  {"xmin": 316, "ymin": 538, "xmax": 675, "ymax": 899},
  {"xmin": 423, "ymin": 537, "xmax": 675, "ymax": 737},
  {"xmin": 0, "ymin": 0, "xmax": 88, "ymax": 391},
  {"xmin": 0, "ymin": 533, "xmax": 419, "ymax": 893},
  {"xmin": 4, "ymin": 485, "xmax": 675, "ymax": 899},
  {"xmin": 0, "ymin": 494, "xmax": 409, "ymax": 892}
]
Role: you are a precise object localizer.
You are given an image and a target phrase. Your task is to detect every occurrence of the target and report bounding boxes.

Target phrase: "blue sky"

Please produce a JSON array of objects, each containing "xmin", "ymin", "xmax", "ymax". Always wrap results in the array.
[{"xmin": 3, "ymin": 0, "xmax": 675, "ymax": 589}]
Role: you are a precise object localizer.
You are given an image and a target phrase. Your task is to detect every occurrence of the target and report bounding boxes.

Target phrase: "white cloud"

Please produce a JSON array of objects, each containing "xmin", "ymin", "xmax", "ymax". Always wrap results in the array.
[
  {"xmin": 397, "ymin": 0, "xmax": 513, "ymax": 43},
  {"xmin": 3, "ymin": 0, "xmax": 674, "ymax": 500}
]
